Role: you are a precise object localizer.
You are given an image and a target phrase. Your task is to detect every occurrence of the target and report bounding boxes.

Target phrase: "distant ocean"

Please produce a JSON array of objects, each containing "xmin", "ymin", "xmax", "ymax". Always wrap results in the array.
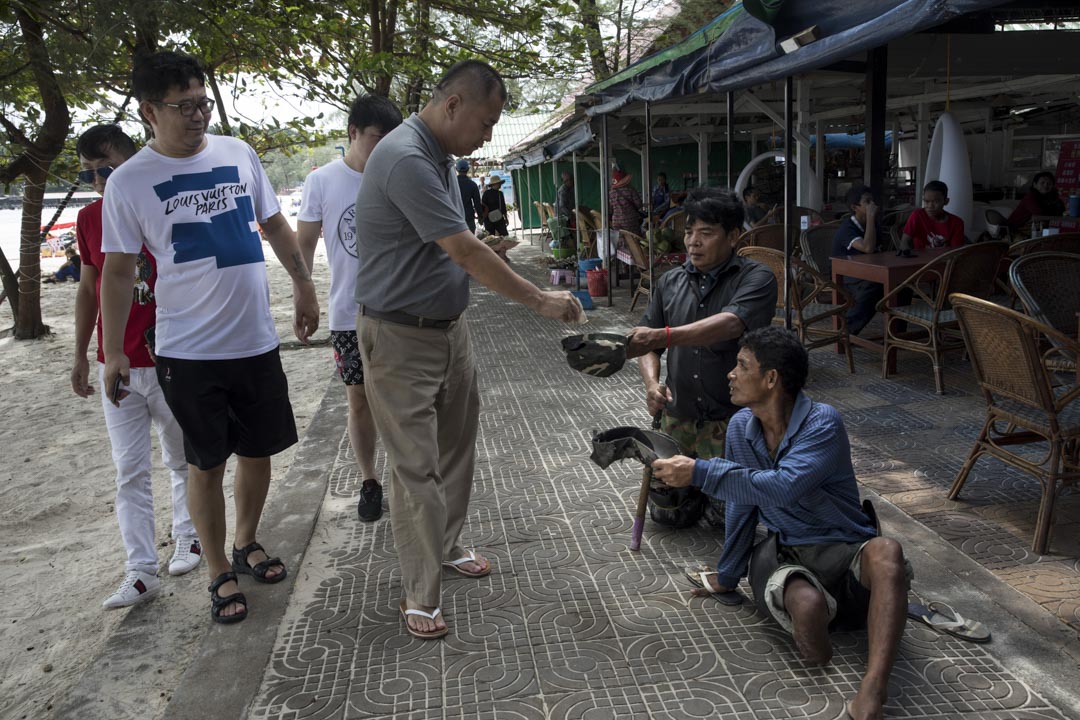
[{"xmin": 0, "ymin": 206, "xmax": 84, "ymax": 272}]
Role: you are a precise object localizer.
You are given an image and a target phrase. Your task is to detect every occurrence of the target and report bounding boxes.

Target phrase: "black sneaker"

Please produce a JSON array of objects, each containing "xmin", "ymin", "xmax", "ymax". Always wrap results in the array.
[{"xmin": 357, "ymin": 479, "xmax": 383, "ymax": 521}]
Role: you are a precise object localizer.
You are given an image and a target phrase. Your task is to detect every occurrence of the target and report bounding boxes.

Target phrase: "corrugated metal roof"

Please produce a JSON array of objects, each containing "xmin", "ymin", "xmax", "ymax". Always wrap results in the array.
[{"xmin": 468, "ymin": 114, "xmax": 549, "ymax": 163}]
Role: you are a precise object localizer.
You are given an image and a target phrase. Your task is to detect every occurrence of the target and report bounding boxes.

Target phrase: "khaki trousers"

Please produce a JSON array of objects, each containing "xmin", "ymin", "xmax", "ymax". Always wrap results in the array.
[{"xmin": 357, "ymin": 315, "xmax": 480, "ymax": 607}]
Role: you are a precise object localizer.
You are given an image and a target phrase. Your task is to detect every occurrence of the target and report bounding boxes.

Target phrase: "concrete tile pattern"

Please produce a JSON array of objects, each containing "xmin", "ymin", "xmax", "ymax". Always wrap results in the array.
[{"xmin": 249, "ymin": 248, "xmax": 1074, "ymax": 719}]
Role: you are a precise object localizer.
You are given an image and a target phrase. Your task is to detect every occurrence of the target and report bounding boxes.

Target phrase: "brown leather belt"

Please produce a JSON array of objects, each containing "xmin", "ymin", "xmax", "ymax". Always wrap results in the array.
[{"xmin": 360, "ymin": 305, "xmax": 459, "ymax": 329}]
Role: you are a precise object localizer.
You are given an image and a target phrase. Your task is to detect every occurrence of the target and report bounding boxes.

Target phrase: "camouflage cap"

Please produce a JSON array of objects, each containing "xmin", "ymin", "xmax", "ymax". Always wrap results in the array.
[
  {"xmin": 561, "ymin": 333, "xmax": 629, "ymax": 378},
  {"xmin": 589, "ymin": 426, "xmax": 681, "ymax": 469}
]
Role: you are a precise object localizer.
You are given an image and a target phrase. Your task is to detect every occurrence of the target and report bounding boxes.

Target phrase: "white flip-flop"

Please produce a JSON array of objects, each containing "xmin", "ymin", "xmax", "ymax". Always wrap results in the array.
[
  {"xmin": 442, "ymin": 551, "xmax": 491, "ymax": 578},
  {"xmin": 399, "ymin": 599, "xmax": 448, "ymax": 639}
]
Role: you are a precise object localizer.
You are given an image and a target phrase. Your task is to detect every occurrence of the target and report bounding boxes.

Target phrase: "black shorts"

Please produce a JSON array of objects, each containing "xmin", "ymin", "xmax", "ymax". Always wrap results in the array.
[
  {"xmin": 330, "ymin": 330, "xmax": 364, "ymax": 386},
  {"xmin": 155, "ymin": 347, "xmax": 298, "ymax": 470}
]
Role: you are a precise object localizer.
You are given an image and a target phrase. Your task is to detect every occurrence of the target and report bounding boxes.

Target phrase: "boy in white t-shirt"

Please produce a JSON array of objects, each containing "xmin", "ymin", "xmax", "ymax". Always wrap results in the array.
[
  {"xmin": 298, "ymin": 95, "xmax": 403, "ymax": 522},
  {"xmin": 100, "ymin": 51, "xmax": 319, "ymax": 625}
]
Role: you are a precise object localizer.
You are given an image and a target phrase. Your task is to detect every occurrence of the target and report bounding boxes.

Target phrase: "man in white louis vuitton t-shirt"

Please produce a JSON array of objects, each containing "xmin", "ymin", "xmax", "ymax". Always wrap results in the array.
[{"xmin": 100, "ymin": 50, "xmax": 319, "ymax": 625}]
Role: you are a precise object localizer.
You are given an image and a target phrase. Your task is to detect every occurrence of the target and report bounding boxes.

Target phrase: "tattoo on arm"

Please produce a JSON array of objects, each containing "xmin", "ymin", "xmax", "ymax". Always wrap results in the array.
[{"xmin": 289, "ymin": 251, "xmax": 311, "ymax": 281}]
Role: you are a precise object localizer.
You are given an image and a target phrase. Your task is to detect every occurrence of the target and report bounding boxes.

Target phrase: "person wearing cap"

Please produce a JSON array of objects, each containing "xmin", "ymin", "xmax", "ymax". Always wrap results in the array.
[
  {"xmin": 455, "ymin": 158, "xmax": 482, "ymax": 234},
  {"xmin": 626, "ymin": 186, "xmax": 777, "ymax": 529},
  {"xmin": 354, "ymin": 59, "xmax": 583, "ymax": 640},
  {"xmin": 481, "ymin": 172, "xmax": 509, "ymax": 237}
]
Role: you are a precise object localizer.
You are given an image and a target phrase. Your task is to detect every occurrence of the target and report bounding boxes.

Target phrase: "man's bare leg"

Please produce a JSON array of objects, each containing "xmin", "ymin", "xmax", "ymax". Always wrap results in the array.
[
  {"xmin": 233, "ymin": 455, "xmax": 282, "ymax": 580},
  {"xmin": 346, "ymin": 384, "xmax": 377, "ymax": 480},
  {"xmin": 187, "ymin": 461, "xmax": 245, "ymax": 617},
  {"xmin": 848, "ymin": 538, "xmax": 907, "ymax": 720},
  {"xmin": 784, "ymin": 577, "xmax": 833, "ymax": 665}
]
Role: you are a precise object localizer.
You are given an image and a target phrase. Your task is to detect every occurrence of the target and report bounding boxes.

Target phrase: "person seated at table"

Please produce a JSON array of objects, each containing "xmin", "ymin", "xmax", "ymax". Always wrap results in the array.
[
  {"xmin": 901, "ymin": 180, "xmax": 965, "ymax": 249},
  {"xmin": 743, "ymin": 187, "xmax": 780, "ymax": 230},
  {"xmin": 830, "ymin": 185, "xmax": 884, "ymax": 335},
  {"xmin": 652, "ymin": 172, "xmax": 672, "ymax": 216},
  {"xmin": 1007, "ymin": 171, "xmax": 1066, "ymax": 232},
  {"xmin": 651, "ymin": 326, "xmax": 911, "ymax": 720}
]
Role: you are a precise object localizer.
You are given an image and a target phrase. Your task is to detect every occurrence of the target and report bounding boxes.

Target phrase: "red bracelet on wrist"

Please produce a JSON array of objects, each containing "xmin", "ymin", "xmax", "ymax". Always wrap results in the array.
[{"xmin": 665, "ymin": 326, "xmax": 671, "ymax": 348}]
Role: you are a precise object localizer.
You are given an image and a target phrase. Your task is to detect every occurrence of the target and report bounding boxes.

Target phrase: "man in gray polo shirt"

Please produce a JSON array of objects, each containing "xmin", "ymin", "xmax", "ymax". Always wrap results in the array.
[{"xmin": 355, "ymin": 60, "xmax": 582, "ymax": 640}]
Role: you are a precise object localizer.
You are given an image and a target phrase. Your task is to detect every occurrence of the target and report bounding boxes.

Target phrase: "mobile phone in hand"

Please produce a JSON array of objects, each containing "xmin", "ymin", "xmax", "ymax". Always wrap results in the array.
[{"xmin": 111, "ymin": 375, "xmax": 124, "ymax": 404}]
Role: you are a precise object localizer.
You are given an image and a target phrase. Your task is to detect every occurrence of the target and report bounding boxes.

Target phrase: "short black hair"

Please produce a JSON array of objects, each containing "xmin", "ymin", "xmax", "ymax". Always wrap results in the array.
[
  {"xmin": 683, "ymin": 186, "xmax": 744, "ymax": 232},
  {"xmin": 742, "ymin": 186, "xmax": 757, "ymax": 200},
  {"xmin": 845, "ymin": 184, "xmax": 873, "ymax": 208},
  {"xmin": 132, "ymin": 50, "xmax": 205, "ymax": 102},
  {"xmin": 433, "ymin": 60, "xmax": 507, "ymax": 103},
  {"xmin": 923, "ymin": 180, "xmax": 948, "ymax": 196},
  {"xmin": 76, "ymin": 124, "xmax": 137, "ymax": 161},
  {"xmin": 1031, "ymin": 171, "xmax": 1056, "ymax": 191},
  {"xmin": 347, "ymin": 94, "xmax": 403, "ymax": 135},
  {"xmin": 657, "ymin": 172, "xmax": 667, "ymax": 180},
  {"xmin": 739, "ymin": 326, "xmax": 809, "ymax": 398}
]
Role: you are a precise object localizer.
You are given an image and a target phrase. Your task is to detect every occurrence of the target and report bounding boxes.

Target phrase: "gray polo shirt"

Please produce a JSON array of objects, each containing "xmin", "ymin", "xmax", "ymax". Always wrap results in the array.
[{"xmin": 354, "ymin": 114, "xmax": 470, "ymax": 318}]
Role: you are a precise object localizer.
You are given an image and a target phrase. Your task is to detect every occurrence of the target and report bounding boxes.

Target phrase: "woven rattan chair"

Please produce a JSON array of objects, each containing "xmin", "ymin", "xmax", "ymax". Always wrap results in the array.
[
  {"xmin": 1008, "ymin": 232, "xmax": 1080, "ymax": 257},
  {"xmin": 878, "ymin": 241, "xmax": 1009, "ymax": 394},
  {"xmin": 794, "ymin": 206, "xmax": 824, "ymax": 227},
  {"xmin": 1010, "ymin": 252, "xmax": 1080, "ymax": 376},
  {"xmin": 800, "ymin": 225, "xmax": 839, "ymax": 275},
  {"xmin": 533, "ymin": 201, "xmax": 551, "ymax": 244},
  {"xmin": 575, "ymin": 209, "xmax": 597, "ymax": 259},
  {"xmin": 742, "ymin": 223, "xmax": 799, "ymax": 254},
  {"xmin": 739, "ymin": 246, "xmax": 855, "ymax": 372},
  {"xmin": 619, "ymin": 230, "xmax": 681, "ymax": 312},
  {"xmin": 948, "ymin": 293, "xmax": 1080, "ymax": 554}
]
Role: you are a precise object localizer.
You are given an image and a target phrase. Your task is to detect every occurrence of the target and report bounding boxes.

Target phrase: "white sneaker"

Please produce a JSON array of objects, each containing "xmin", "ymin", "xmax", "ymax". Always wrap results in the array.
[
  {"xmin": 168, "ymin": 535, "xmax": 202, "ymax": 576},
  {"xmin": 102, "ymin": 570, "xmax": 161, "ymax": 609}
]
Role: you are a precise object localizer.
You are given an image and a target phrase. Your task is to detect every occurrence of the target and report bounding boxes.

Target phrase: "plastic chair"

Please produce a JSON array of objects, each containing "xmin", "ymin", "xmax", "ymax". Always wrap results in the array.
[
  {"xmin": 948, "ymin": 293, "xmax": 1080, "ymax": 554},
  {"xmin": 739, "ymin": 246, "xmax": 855, "ymax": 372},
  {"xmin": 878, "ymin": 241, "xmax": 1009, "ymax": 394}
]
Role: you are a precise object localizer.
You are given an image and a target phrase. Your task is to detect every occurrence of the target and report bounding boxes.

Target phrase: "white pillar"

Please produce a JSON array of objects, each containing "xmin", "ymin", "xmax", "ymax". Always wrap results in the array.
[{"xmin": 698, "ymin": 133, "xmax": 709, "ymax": 188}]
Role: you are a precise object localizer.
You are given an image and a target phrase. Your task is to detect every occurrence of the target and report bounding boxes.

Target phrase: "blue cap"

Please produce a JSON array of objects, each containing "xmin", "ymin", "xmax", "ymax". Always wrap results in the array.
[{"xmin": 455, "ymin": 158, "xmax": 470, "ymax": 172}]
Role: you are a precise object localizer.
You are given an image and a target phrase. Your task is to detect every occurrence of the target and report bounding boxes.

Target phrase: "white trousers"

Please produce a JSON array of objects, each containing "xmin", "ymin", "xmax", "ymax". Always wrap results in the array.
[{"xmin": 98, "ymin": 363, "xmax": 194, "ymax": 574}]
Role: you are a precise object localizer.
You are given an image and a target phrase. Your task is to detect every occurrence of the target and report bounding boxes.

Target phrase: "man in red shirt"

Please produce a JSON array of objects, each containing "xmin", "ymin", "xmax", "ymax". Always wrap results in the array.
[
  {"xmin": 900, "ymin": 180, "xmax": 965, "ymax": 250},
  {"xmin": 70, "ymin": 124, "xmax": 200, "ymax": 609}
]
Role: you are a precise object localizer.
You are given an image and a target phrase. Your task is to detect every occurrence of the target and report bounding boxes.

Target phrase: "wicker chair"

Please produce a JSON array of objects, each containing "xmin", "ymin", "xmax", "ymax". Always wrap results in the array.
[
  {"xmin": 947, "ymin": 293, "xmax": 1080, "ymax": 554},
  {"xmin": 794, "ymin": 206, "xmax": 824, "ymax": 227},
  {"xmin": 619, "ymin": 230, "xmax": 681, "ymax": 312},
  {"xmin": 739, "ymin": 246, "xmax": 855, "ymax": 372},
  {"xmin": 742, "ymin": 223, "xmax": 799, "ymax": 254},
  {"xmin": 878, "ymin": 241, "xmax": 1009, "ymax": 394},
  {"xmin": 1008, "ymin": 232, "xmax": 1080, "ymax": 257},
  {"xmin": 533, "ymin": 201, "xmax": 551, "ymax": 243},
  {"xmin": 575, "ymin": 209, "xmax": 597, "ymax": 259},
  {"xmin": 1010, "ymin": 252, "xmax": 1080, "ymax": 376},
  {"xmin": 800, "ymin": 225, "xmax": 839, "ymax": 275}
]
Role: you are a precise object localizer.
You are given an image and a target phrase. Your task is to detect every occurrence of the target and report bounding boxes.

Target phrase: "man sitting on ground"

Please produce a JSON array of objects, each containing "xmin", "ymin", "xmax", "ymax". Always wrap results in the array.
[
  {"xmin": 900, "ymin": 180, "xmax": 965, "ymax": 249},
  {"xmin": 652, "ymin": 326, "xmax": 910, "ymax": 720}
]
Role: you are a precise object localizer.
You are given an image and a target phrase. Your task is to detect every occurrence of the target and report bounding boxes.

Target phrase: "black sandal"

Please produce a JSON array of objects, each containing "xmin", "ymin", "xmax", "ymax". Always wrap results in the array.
[
  {"xmin": 232, "ymin": 541, "xmax": 288, "ymax": 584},
  {"xmin": 209, "ymin": 571, "xmax": 247, "ymax": 624}
]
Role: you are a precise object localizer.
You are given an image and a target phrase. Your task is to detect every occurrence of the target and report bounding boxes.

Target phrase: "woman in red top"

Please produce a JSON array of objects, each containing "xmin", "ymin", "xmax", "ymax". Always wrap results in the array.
[
  {"xmin": 901, "ymin": 180, "xmax": 965, "ymax": 249},
  {"xmin": 1007, "ymin": 171, "xmax": 1065, "ymax": 231}
]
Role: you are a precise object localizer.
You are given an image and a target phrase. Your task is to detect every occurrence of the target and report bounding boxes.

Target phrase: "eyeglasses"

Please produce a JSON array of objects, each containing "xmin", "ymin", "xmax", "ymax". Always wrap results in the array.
[
  {"xmin": 152, "ymin": 97, "xmax": 215, "ymax": 117},
  {"xmin": 77, "ymin": 167, "xmax": 115, "ymax": 184}
]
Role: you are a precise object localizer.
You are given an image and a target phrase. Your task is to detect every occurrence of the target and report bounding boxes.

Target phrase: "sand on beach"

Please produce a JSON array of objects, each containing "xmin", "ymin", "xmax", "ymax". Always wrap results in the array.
[{"xmin": 0, "ymin": 241, "xmax": 337, "ymax": 720}]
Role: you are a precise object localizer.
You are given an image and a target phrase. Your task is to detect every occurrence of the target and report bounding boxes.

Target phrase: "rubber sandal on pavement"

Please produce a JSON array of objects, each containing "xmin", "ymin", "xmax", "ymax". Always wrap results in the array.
[
  {"xmin": 209, "ymin": 571, "xmax": 247, "ymax": 625},
  {"xmin": 442, "ymin": 551, "xmax": 491, "ymax": 578},
  {"xmin": 232, "ymin": 541, "xmax": 288, "ymax": 584},
  {"xmin": 907, "ymin": 601, "xmax": 990, "ymax": 643},
  {"xmin": 685, "ymin": 565, "xmax": 743, "ymax": 606},
  {"xmin": 399, "ymin": 599, "xmax": 448, "ymax": 639}
]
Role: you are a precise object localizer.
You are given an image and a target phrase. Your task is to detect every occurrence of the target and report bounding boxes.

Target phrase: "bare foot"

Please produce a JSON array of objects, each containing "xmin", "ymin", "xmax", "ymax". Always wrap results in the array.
[
  {"xmin": 847, "ymin": 685, "xmax": 887, "ymax": 720},
  {"xmin": 456, "ymin": 554, "xmax": 489, "ymax": 575},
  {"xmin": 689, "ymin": 572, "xmax": 732, "ymax": 597},
  {"xmin": 404, "ymin": 599, "xmax": 448, "ymax": 635}
]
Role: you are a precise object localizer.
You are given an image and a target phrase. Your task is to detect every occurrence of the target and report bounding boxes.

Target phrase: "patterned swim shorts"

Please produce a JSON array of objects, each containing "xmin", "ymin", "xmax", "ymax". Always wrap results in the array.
[{"xmin": 330, "ymin": 330, "xmax": 364, "ymax": 386}]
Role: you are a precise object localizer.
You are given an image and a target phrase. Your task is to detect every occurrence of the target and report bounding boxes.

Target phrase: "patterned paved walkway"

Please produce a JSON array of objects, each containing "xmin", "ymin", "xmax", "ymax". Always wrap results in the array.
[{"xmin": 244, "ymin": 245, "xmax": 1079, "ymax": 720}]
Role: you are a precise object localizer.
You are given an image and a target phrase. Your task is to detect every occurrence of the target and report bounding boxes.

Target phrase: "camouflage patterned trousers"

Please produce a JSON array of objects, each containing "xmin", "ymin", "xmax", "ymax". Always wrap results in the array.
[{"xmin": 658, "ymin": 412, "xmax": 729, "ymax": 529}]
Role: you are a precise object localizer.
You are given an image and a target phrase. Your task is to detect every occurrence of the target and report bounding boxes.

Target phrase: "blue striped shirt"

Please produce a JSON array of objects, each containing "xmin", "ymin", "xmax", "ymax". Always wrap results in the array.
[{"xmin": 690, "ymin": 392, "xmax": 876, "ymax": 588}]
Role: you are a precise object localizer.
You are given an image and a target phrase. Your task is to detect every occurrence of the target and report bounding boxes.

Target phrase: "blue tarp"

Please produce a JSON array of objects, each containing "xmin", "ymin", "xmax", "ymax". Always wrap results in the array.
[{"xmin": 585, "ymin": 0, "xmax": 1011, "ymax": 116}]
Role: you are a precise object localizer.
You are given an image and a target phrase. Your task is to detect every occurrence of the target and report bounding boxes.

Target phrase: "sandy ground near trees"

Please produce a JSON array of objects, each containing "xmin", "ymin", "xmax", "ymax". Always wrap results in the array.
[{"xmin": 0, "ymin": 245, "xmax": 335, "ymax": 720}]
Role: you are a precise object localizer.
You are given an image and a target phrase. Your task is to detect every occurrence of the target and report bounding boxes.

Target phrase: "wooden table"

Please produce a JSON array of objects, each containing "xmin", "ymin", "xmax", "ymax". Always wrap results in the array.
[{"xmin": 831, "ymin": 248, "xmax": 951, "ymax": 372}]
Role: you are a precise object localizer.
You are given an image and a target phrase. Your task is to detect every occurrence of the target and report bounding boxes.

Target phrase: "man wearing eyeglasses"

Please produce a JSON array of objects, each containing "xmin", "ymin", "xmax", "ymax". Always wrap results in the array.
[
  {"xmin": 72, "ymin": 124, "xmax": 202, "ymax": 610},
  {"xmin": 100, "ymin": 50, "xmax": 319, "ymax": 625}
]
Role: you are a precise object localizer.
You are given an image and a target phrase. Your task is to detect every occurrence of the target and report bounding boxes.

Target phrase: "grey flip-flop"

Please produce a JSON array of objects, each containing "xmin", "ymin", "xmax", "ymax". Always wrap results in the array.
[
  {"xmin": 685, "ymin": 565, "xmax": 743, "ymax": 606},
  {"xmin": 907, "ymin": 601, "xmax": 990, "ymax": 643}
]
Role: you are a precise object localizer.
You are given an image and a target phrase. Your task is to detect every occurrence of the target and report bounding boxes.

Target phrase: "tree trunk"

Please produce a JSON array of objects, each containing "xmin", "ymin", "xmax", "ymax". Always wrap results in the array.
[
  {"xmin": 0, "ymin": 248, "xmax": 18, "ymax": 324},
  {"xmin": 205, "ymin": 66, "xmax": 233, "ymax": 136},
  {"xmin": 371, "ymin": 0, "xmax": 399, "ymax": 97},
  {"xmin": 15, "ymin": 165, "xmax": 48, "ymax": 339},
  {"xmin": 576, "ymin": 0, "xmax": 611, "ymax": 80},
  {"xmin": 404, "ymin": 0, "xmax": 431, "ymax": 113}
]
